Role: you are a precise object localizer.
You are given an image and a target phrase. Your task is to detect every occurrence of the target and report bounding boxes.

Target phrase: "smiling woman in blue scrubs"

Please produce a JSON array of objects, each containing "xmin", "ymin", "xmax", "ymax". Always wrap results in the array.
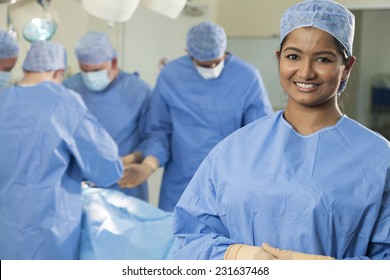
[{"xmin": 172, "ymin": 0, "xmax": 390, "ymax": 260}]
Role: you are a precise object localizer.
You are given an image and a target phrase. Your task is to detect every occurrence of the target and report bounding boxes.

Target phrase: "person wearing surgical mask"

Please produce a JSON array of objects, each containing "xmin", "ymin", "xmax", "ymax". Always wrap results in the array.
[
  {"xmin": 119, "ymin": 21, "xmax": 273, "ymax": 212},
  {"xmin": 63, "ymin": 31, "xmax": 152, "ymax": 201},
  {"xmin": 0, "ymin": 41, "xmax": 123, "ymax": 259},
  {"xmin": 193, "ymin": 54, "xmax": 225, "ymax": 80},
  {"xmin": 0, "ymin": 30, "xmax": 19, "ymax": 92}
]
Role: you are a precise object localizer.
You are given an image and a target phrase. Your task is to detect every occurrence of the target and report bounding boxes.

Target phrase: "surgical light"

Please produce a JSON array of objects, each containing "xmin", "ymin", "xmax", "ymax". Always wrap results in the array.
[{"xmin": 81, "ymin": 0, "xmax": 187, "ymax": 22}]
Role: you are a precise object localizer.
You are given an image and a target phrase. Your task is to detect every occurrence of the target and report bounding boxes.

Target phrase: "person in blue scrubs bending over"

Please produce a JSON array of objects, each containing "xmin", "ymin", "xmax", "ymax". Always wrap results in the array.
[
  {"xmin": 0, "ymin": 41, "xmax": 123, "ymax": 259},
  {"xmin": 120, "ymin": 21, "xmax": 273, "ymax": 212},
  {"xmin": 172, "ymin": 0, "xmax": 390, "ymax": 260},
  {"xmin": 63, "ymin": 31, "xmax": 152, "ymax": 201}
]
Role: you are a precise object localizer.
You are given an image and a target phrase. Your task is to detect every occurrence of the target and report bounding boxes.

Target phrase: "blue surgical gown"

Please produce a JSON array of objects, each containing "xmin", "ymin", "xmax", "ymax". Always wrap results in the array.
[
  {"xmin": 0, "ymin": 81, "xmax": 123, "ymax": 260},
  {"xmin": 173, "ymin": 111, "xmax": 390, "ymax": 260},
  {"xmin": 145, "ymin": 54, "xmax": 273, "ymax": 212},
  {"xmin": 63, "ymin": 71, "xmax": 152, "ymax": 200}
]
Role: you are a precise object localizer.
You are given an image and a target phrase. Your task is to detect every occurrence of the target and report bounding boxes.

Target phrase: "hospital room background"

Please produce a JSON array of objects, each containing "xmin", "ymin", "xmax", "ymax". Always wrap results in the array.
[{"xmin": 1, "ymin": 0, "xmax": 390, "ymax": 222}]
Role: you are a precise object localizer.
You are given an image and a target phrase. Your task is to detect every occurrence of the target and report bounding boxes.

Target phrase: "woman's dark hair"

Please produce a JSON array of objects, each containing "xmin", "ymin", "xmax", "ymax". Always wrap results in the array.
[{"xmin": 333, "ymin": 37, "xmax": 349, "ymax": 64}]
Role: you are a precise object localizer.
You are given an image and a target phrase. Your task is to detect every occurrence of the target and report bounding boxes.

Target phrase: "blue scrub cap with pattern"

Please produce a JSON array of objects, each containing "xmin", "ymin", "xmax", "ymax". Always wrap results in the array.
[
  {"xmin": 23, "ymin": 41, "xmax": 66, "ymax": 72},
  {"xmin": 186, "ymin": 21, "xmax": 227, "ymax": 62},
  {"xmin": 281, "ymin": 0, "xmax": 355, "ymax": 93},
  {"xmin": 0, "ymin": 30, "xmax": 19, "ymax": 59},
  {"xmin": 75, "ymin": 31, "xmax": 115, "ymax": 64}
]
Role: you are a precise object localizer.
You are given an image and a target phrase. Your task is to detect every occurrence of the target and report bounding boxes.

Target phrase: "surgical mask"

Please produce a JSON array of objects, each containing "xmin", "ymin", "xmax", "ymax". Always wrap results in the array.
[
  {"xmin": 196, "ymin": 59, "xmax": 224, "ymax": 80},
  {"xmin": 0, "ymin": 71, "xmax": 12, "ymax": 91},
  {"xmin": 81, "ymin": 69, "xmax": 111, "ymax": 91}
]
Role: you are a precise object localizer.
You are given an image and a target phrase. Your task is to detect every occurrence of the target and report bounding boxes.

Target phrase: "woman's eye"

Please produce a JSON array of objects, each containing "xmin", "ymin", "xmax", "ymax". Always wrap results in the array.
[
  {"xmin": 317, "ymin": 57, "xmax": 332, "ymax": 63},
  {"xmin": 286, "ymin": 54, "xmax": 299, "ymax": 60}
]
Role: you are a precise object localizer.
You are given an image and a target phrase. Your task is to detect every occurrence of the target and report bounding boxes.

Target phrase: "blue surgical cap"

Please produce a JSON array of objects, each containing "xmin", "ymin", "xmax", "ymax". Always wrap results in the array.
[
  {"xmin": 23, "ymin": 41, "xmax": 66, "ymax": 72},
  {"xmin": 0, "ymin": 30, "xmax": 19, "ymax": 59},
  {"xmin": 186, "ymin": 22, "xmax": 227, "ymax": 62},
  {"xmin": 75, "ymin": 32, "xmax": 115, "ymax": 64},
  {"xmin": 281, "ymin": 0, "xmax": 355, "ymax": 93}
]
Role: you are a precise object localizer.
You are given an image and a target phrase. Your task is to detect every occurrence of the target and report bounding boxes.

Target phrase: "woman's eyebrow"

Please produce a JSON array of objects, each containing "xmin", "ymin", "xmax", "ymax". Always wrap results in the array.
[{"xmin": 283, "ymin": 47, "xmax": 338, "ymax": 58}]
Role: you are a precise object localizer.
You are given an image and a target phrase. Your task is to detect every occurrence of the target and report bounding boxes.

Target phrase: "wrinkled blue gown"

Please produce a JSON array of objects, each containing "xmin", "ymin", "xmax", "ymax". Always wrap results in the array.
[
  {"xmin": 173, "ymin": 111, "xmax": 390, "ymax": 260},
  {"xmin": 145, "ymin": 54, "xmax": 273, "ymax": 211},
  {"xmin": 63, "ymin": 71, "xmax": 151, "ymax": 200},
  {"xmin": 0, "ymin": 81, "xmax": 123, "ymax": 259}
]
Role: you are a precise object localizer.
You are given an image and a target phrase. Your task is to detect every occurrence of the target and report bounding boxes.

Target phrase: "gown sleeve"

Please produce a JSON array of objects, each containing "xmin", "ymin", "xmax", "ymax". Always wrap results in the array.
[
  {"xmin": 361, "ymin": 166, "xmax": 390, "ymax": 260},
  {"xmin": 133, "ymin": 82, "xmax": 153, "ymax": 155},
  {"xmin": 172, "ymin": 156, "xmax": 238, "ymax": 260},
  {"xmin": 242, "ymin": 69, "xmax": 273, "ymax": 126},
  {"xmin": 70, "ymin": 110, "xmax": 124, "ymax": 187},
  {"xmin": 142, "ymin": 74, "xmax": 172, "ymax": 166}
]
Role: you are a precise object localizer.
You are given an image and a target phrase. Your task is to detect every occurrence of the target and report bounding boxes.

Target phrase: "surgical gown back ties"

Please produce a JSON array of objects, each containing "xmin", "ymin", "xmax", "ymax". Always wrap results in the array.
[
  {"xmin": 0, "ymin": 81, "xmax": 123, "ymax": 260},
  {"xmin": 173, "ymin": 111, "xmax": 390, "ymax": 260},
  {"xmin": 146, "ymin": 54, "xmax": 273, "ymax": 212},
  {"xmin": 63, "ymin": 71, "xmax": 152, "ymax": 201}
]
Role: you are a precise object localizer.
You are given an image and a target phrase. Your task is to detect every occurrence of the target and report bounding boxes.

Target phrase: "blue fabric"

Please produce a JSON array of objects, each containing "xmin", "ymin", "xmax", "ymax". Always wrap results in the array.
[
  {"xmin": 23, "ymin": 41, "xmax": 66, "ymax": 72},
  {"xmin": 80, "ymin": 187, "xmax": 179, "ymax": 260},
  {"xmin": 0, "ymin": 71, "xmax": 11, "ymax": 91},
  {"xmin": 173, "ymin": 111, "xmax": 390, "ymax": 260},
  {"xmin": 281, "ymin": 0, "xmax": 354, "ymax": 56},
  {"xmin": 186, "ymin": 21, "xmax": 227, "ymax": 61},
  {"xmin": 145, "ymin": 54, "xmax": 273, "ymax": 212},
  {"xmin": 63, "ymin": 71, "xmax": 152, "ymax": 201},
  {"xmin": 0, "ymin": 30, "xmax": 19, "ymax": 58},
  {"xmin": 75, "ymin": 32, "xmax": 115, "ymax": 64},
  {"xmin": 0, "ymin": 81, "xmax": 123, "ymax": 260}
]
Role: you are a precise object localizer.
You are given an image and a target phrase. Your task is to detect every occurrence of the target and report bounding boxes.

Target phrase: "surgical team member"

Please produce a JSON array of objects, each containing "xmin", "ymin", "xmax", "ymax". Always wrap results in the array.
[
  {"xmin": 120, "ymin": 21, "xmax": 273, "ymax": 212},
  {"xmin": 63, "ymin": 31, "xmax": 152, "ymax": 201},
  {"xmin": 0, "ymin": 30, "xmax": 19, "ymax": 92},
  {"xmin": 0, "ymin": 41, "xmax": 123, "ymax": 260},
  {"xmin": 173, "ymin": 0, "xmax": 390, "ymax": 260}
]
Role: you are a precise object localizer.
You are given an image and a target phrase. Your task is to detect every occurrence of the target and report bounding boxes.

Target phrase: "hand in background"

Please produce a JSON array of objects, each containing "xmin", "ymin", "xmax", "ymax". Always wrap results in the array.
[
  {"xmin": 121, "ymin": 151, "xmax": 142, "ymax": 166},
  {"xmin": 118, "ymin": 155, "xmax": 159, "ymax": 188}
]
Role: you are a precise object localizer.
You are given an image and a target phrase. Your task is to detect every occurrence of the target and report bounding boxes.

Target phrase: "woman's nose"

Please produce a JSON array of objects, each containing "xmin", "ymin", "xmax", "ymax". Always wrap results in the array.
[{"xmin": 297, "ymin": 59, "xmax": 316, "ymax": 80}]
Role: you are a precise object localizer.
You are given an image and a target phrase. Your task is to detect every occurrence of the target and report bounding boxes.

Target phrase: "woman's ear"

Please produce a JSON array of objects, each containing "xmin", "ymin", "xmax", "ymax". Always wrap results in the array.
[
  {"xmin": 53, "ymin": 69, "xmax": 65, "ymax": 84},
  {"xmin": 276, "ymin": 51, "xmax": 281, "ymax": 61},
  {"xmin": 342, "ymin": 56, "xmax": 356, "ymax": 81},
  {"xmin": 109, "ymin": 57, "xmax": 118, "ymax": 70}
]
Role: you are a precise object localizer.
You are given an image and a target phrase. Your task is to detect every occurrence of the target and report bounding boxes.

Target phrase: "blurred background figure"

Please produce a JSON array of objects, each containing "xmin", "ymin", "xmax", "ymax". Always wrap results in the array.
[
  {"xmin": 120, "ymin": 21, "xmax": 273, "ymax": 212},
  {"xmin": 63, "ymin": 31, "xmax": 152, "ymax": 201},
  {"xmin": 0, "ymin": 41, "xmax": 123, "ymax": 260},
  {"xmin": 157, "ymin": 57, "xmax": 169, "ymax": 71},
  {"xmin": 0, "ymin": 30, "xmax": 19, "ymax": 92}
]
